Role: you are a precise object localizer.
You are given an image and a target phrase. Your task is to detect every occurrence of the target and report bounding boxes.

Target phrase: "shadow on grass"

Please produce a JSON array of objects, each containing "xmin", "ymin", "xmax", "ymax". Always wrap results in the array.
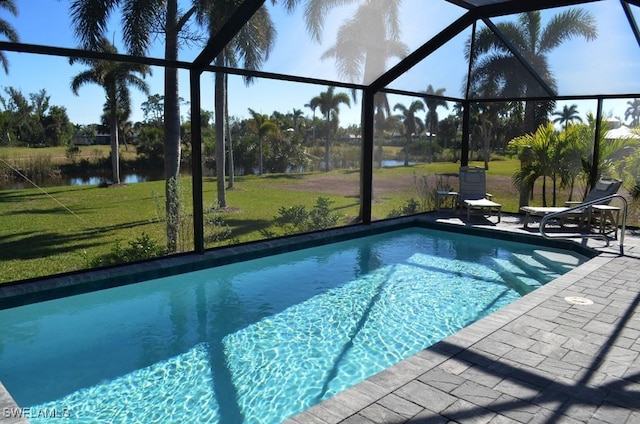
[
  {"xmin": 221, "ymin": 217, "xmax": 273, "ymax": 238},
  {"xmin": 0, "ymin": 219, "xmax": 155, "ymax": 261},
  {"xmin": 0, "ymin": 230, "xmax": 103, "ymax": 261}
]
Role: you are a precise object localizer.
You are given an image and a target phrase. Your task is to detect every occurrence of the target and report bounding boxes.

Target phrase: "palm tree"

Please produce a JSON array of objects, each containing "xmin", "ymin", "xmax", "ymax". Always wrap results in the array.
[
  {"xmin": 468, "ymin": 9, "xmax": 597, "ymax": 135},
  {"xmin": 319, "ymin": 0, "xmax": 407, "ymax": 145},
  {"xmin": 624, "ymin": 98, "xmax": 640, "ymax": 127},
  {"xmin": 70, "ymin": 0, "xmax": 199, "ymax": 251},
  {"xmin": 509, "ymin": 123, "xmax": 558, "ymax": 206},
  {"xmin": 247, "ymin": 108, "xmax": 279, "ymax": 175},
  {"xmin": 552, "ymin": 104, "xmax": 582, "ymax": 132},
  {"xmin": 196, "ymin": 1, "xmax": 276, "ymax": 207},
  {"xmin": 422, "ymin": 85, "xmax": 448, "ymax": 160},
  {"xmin": 70, "ymin": 37, "xmax": 150, "ymax": 185},
  {"xmin": 309, "ymin": 87, "xmax": 351, "ymax": 172},
  {"xmin": 393, "ymin": 100, "xmax": 425, "ymax": 166},
  {"xmin": 0, "ymin": 0, "xmax": 18, "ymax": 74}
]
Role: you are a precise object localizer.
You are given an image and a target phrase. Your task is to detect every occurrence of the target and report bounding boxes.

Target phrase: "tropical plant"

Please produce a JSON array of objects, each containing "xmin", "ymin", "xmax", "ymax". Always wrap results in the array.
[
  {"xmin": 70, "ymin": 37, "xmax": 150, "ymax": 185},
  {"xmin": 0, "ymin": 0, "xmax": 18, "ymax": 74},
  {"xmin": 467, "ymin": 9, "xmax": 597, "ymax": 135},
  {"xmin": 423, "ymin": 85, "xmax": 448, "ymax": 152},
  {"xmin": 509, "ymin": 123, "xmax": 563, "ymax": 206},
  {"xmin": 309, "ymin": 87, "xmax": 351, "ymax": 171},
  {"xmin": 624, "ymin": 98, "xmax": 640, "ymax": 127},
  {"xmin": 247, "ymin": 108, "xmax": 279, "ymax": 175},
  {"xmin": 394, "ymin": 100, "xmax": 424, "ymax": 166}
]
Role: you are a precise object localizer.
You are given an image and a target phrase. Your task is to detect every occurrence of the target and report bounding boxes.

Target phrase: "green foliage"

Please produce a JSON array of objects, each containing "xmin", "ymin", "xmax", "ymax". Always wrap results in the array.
[
  {"xmin": 88, "ymin": 233, "xmax": 165, "ymax": 267},
  {"xmin": 136, "ymin": 126, "xmax": 165, "ymax": 166},
  {"xmin": 65, "ymin": 145, "xmax": 80, "ymax": 162},
  {"xmin": 386, "ymin": 198, "xmax": 421, "ymax": 218},
  {"xmin": 263, "ymin": 197, "xmax": 342, "ymax": 236}
]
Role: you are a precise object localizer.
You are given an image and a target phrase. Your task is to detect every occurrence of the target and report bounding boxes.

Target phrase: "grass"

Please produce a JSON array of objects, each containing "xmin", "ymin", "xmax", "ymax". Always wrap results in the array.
[
  {"xmin": 0, "ymin": 145, "xmax": 137, "ymax": 164},
  {"xmin": 1, "ymin": 155, "xmax": 637, "ymax": 283}
]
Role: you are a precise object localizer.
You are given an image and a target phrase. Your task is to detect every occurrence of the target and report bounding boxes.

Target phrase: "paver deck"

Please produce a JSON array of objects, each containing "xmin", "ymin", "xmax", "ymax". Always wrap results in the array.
[{"xmin": 1, "ymin": 213, "xmax": 639, "ymax": 423}]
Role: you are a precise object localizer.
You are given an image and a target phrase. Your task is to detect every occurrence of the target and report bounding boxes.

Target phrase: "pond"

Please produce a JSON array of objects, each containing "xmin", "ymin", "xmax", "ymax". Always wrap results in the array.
[{"xmin": 0, "ymin": 171, "xmax": 164, "ymax": 191}]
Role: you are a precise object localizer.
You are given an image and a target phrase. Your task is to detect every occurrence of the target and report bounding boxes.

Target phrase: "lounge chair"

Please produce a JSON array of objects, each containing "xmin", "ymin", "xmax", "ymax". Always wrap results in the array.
[
  {"xmin": 459, "ymin": 166, "xmax": 502, "ymax": 222},
  {"xmin": 520, "ymin": 179, "xmax": 622, "ymax": 229}
]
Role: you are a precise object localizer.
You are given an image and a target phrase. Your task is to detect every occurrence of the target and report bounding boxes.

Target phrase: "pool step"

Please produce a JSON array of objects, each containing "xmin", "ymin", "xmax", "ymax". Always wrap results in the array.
[
  {"xmin": 510, "ymin": 253, "xmax": 561, "ymax": 284},
  {"xmin": 492, "ymin": 257, "xmax": 542, "ymax": 295},
  {"xmin": 531, "ymin": 249, "xmax": 589, "ymax": 274}
]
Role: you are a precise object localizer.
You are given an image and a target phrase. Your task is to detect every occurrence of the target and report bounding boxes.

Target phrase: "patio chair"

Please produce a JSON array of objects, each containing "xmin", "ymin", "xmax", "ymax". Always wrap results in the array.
[
  {"xmin": 520, "ymin": 178, "xmax": 622, "ymax": 229},
  {"xmin": 459, "ymin": 166, "xmax": 502, "ymax": 222}
]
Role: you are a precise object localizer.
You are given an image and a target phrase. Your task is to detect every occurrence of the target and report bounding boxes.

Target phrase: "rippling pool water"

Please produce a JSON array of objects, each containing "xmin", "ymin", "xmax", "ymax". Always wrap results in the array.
[{"xmin": 0, "ymin": 228, "xmax": 588, "ymax": 423}]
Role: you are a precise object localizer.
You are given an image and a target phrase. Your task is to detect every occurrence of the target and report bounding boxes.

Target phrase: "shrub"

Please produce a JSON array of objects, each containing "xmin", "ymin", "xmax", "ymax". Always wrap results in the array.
[
  {"xmin": 88, "ymin": 233, "xmax": 166, "ymax": 267},
  {"xmin": 263, "ymin": 197, "xmax": 342, "ymax": 236}
]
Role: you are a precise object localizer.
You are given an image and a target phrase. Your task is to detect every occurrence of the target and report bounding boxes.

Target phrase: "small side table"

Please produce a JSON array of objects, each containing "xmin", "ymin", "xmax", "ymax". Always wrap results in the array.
[
  {"xmin": 435, "ymin": 191, "xmax": 459, "ymax": 211},
  {"xmin": 590, "ymin": 204, "xmax": 621, "ymax": 239}
]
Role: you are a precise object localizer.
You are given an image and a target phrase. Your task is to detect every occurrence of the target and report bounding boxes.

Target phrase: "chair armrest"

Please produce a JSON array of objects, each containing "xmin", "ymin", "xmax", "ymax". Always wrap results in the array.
[
  {"xmin": 564, "ymin": 201, "xmax": 581, "ymax": 206},
  {"xmin": 485, "ymin": 193, "xmax": 493, "ymax": 200}
]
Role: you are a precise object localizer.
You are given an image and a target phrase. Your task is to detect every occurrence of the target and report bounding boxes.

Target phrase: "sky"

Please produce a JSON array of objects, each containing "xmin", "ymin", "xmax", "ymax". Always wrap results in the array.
[{"xmin": 2, "ymin": 0, "xmax": 640, "ymax": 129}]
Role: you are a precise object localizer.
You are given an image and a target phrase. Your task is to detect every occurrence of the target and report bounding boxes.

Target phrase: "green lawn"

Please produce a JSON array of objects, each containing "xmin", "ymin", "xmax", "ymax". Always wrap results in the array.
[{"xmin": 1, "ymin": 158, "xmax": 636, "ymax": 283}]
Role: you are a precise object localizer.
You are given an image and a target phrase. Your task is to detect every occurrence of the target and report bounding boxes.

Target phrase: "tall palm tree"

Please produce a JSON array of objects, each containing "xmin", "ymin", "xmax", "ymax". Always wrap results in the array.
[
  {"xmin": 393, "ymin": 100, "xmax": 424, "ymax": 166},
  {"xmin": 468, "ymin": 9, "xmax": 597, "ymax": 135},
  {"xmin": 70, "ymin": 0, "xmax": 198, "ymax": 252},
  {"xmin": 196, "ymin": 1, "xmax": 276, "ymax": 207},
  {"xmin": 309, "ymin": 87, "xmax": 351, "ymax": 172},
  {"xmin": 320, "ymin": 0, "xmax": 407, "ymax": 141},
  {"xmin": 624, "ymin": 98, "xmax": 640, "ymax": 127},
  {"xmin": 70, "ymin": 37, "xmax": 150, "ymax": 185},
  {"xmin": 422, "ymin": 85, "xmax": 448, "ymax": 160},
  {"xmin": 247, "ymin": 108, "xmax": 278, "ymax": 175},
  {"xmin": 552, "ymin": 104, "xmax": 582, "ymax": 132},
  {"xmin": 0, "ymin": 0, "xmax": 18, "ymax": 74}
]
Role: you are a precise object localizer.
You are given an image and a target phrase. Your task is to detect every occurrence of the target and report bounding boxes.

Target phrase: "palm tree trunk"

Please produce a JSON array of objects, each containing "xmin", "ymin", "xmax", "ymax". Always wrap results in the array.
[
  {"xmin": 404, "ymin": 135, "xmax": 410, "ymax": 166},
  {"xmin": 324, "ymin": 116, "xmax": 331, "ymax": 172},
  {"xmin": 225, "ymin": 74, "xmax": 234, "ymax": 189},
  {"xmin": 109, "ymin": 99, "xmax": 120, "ymax": 184},
  {"xmin": 214, "ymin": 56, "xmax": 227, "ymax": 207},
  {"xmin": 164, "ymin": 1, "xmax": 182, "ymax": 252},
  {"xmin": 258, "ymin": 134, "xmax": 263, "ymax": 175}
]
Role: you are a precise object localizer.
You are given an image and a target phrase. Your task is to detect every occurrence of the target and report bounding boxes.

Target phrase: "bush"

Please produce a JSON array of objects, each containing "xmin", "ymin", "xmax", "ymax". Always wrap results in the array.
[
  {"xmin": 88, "ymin": 233, "xmax": 166, "ymax": 267},
  {"xmin": 263, "ymin": 197, "xmax": 342, "ymax": 236}
]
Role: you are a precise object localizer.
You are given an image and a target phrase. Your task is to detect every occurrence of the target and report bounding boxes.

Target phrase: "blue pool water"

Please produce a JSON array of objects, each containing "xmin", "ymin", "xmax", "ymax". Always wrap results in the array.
[{"xmin": 0, "ymin": 228, "xmax": 589, "ymax": 423}]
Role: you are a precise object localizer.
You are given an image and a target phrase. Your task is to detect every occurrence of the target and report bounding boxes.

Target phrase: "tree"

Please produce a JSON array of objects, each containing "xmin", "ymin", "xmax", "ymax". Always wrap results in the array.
[
  {"xmin": 0, "ymin": 0, "xmax": 18, "ymax": 74},
  {"xmin": 70, "ymin": 0, "xmax": 199, "ymax": 252},
  {"xmin": 247, "ymin": 108, "xmax": 278, "ymax": 175},
  {"xmin": 70, "ymin": 37, "xmax": 150, "ymax": 185},
  {"xmin": 552, "ymin": 104, "xmax": 582, "ymax": 132},
  {"xmin": 624, "ymin": 98, "xmax": 640, "ymax": 127},
  {"xmin": 196, "ymin": 1, "xmax": 276, "ymax": 208},
  {"xmin": 509, "ymin": 123, "xmax": 558, "ymax": 207},
  {"xmin": 468, "ymin": 9, "xmax": 597, "ymax": 135},
  {"xmin": 394, "ymin": 100, "xmax": 425, "ymax": 166},
  {"xmin": 43, "ymin": 105, "xmax": 74, "ymax": 146},
  {"xmin": 141, "ymin": 94, "xmax": 165, "ymax": 126},
  {"xmin": 423, "ymin": 85, "xmax": 448, "ymax": 160},
  {"xmin": 309, "ymin": 87, "xmax": 351, "ymax": 171}
]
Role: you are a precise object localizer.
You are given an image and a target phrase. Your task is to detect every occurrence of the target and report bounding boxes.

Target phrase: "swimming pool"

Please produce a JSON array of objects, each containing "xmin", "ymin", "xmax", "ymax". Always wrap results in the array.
[{"xmin": 0, "ymin": 227, "xmax": 590, "ymax": 423}]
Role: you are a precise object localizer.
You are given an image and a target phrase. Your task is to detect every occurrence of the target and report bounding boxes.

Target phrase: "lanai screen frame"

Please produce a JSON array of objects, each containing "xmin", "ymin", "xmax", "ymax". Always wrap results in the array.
[{"xmin": 1, "ymin": 0, "xmax": 639, "ymax": 257}]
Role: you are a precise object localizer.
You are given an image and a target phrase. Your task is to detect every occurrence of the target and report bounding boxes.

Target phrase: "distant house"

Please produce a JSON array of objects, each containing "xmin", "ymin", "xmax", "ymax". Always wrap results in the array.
[
  {"xmin": 95, "ymin": 133, "xmax": 110, "ymax": 145},
  {"xmin": 72, "ymin": 133, "xmax": 93, "ymax": 146}
]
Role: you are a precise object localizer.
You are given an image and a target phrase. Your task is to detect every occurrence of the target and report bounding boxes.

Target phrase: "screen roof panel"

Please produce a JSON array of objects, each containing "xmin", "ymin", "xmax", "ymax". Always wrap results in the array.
[{"xmin": 214, "ymin": 0, "xmax": 467, "ymax": 86}]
